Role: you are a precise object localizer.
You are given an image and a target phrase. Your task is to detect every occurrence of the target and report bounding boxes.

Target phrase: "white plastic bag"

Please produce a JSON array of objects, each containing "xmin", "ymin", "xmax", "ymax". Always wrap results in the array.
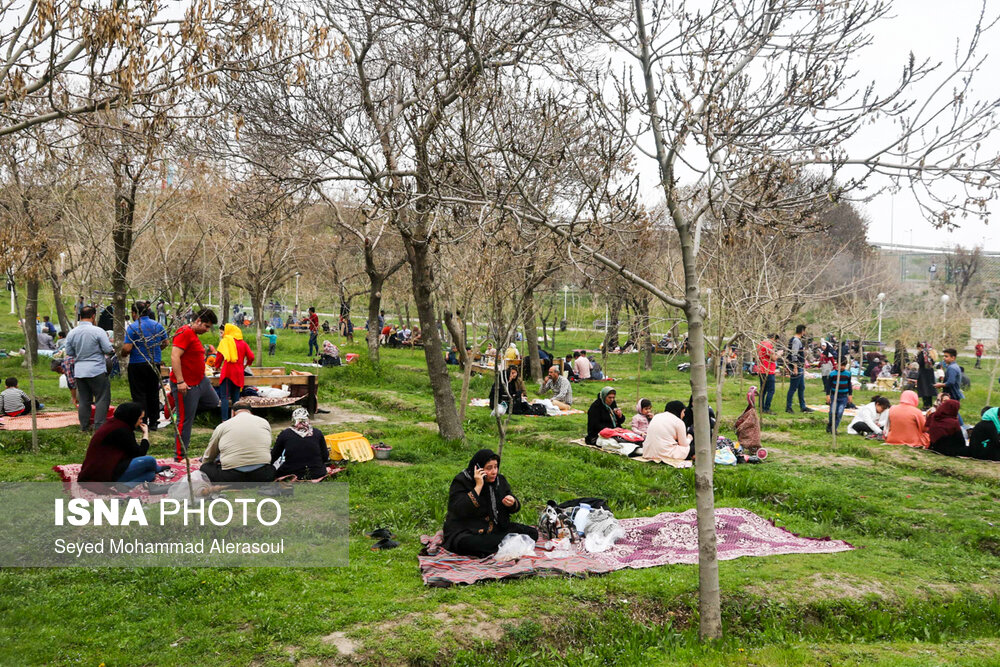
[
  {"xmin": 544, "ymin": 537, "xmax": 574, "ymax": 559},
  {"xmin": 166, "ymin": 470, "xmax": 213, "ymax": 501},
  {"xmin": 569, "ymin": 504, "xmax": 591, "ymax": 535},
  {"xmin": 490, "ymin": 401, "xmax": 508, "ymax": 418},
  {"xmin": 494, "ymin": 533, "xmax": 536, "ymax": 561},
  {"xmin": 714, "ymin": 447, "xmax": 737, "ymax": 466},
  {"xmin": 584, "ymin": 509, "xmax": 624, "ymax": 553},
  {"xmin": 58, "ymin": 374, "xmax": 68, "ymax": 389},
  {"xmin": 536, "ymin": 398, "xmax": 561, "ymax": 416}
]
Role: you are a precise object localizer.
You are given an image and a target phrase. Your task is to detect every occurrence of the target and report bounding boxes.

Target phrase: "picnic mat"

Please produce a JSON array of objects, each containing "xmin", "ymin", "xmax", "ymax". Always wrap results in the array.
[
  {"xmin": 53, "ymin": 458, "xmax": 346, "ymax": 504},
  {"xmin": 469, "ymin": 398, "xmax": 584, "ymax": 416},
  {"xmin": 568, "ymin": 438, "xmax": 691, "ymax": 468},
  {"xmin": 418, "ymin": 508, "xmax": 853, "ymax": 586},
  {"xmin": 806, "ymin": 404, "xmax": 858, "ymax": 417},
  {"xmin": 241, "ymin": 395, "xmax": 304, "ymax": 408},
  {"xmin": 0, "ymin": 411, "xmax": 80, "ymax": 430}
]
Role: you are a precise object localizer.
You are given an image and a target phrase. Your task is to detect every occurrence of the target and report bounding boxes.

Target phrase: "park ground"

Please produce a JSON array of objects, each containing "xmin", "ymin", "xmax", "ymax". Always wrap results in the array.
[{"xmin": 0, "ymin": 309, "xmax": 999, "ymax": 666}]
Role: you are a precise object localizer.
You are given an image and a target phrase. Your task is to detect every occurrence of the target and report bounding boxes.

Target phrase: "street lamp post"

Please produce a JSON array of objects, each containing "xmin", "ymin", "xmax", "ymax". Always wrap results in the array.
[
  {"xmin": 295, "ymin": 272, "xmax": 301, "ymax": 309},
  {"xmin": 941, "ymin": 294, "xmax": 949, "ymax": 340},
  {"xmin": 876, "ymin": 292, "xmax": 885, "ymax": 343}
]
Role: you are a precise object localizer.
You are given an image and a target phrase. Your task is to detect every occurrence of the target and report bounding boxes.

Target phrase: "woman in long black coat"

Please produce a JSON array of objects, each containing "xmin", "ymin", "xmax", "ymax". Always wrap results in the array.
[
  {"xmin": 915, "ymin": 343, "xmax": 937, "ymax": 409},
  {"xmin": 586, "ymin": 387, "xmax": 623, "ymax": 445},
  {"xmin": 442, "ymin": 449, "xmax": 538, "ymax": 557}
]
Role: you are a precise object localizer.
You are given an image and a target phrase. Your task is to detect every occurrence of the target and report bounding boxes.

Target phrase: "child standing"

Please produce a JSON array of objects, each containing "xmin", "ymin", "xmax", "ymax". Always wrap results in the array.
[{"xmin": 266, "ymin": 327, "xmax": 278, "ymax": 356}]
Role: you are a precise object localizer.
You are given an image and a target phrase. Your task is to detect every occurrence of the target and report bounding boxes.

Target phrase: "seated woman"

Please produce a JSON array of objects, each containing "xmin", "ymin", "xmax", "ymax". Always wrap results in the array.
[
  {"xmin": 586, "ymin": 387, "xmax": 623, "ymax": 444},
  {"xmin": 847, "ymin": 395, "xmax": 891, "ymax": 436},
  {"xmin": 271, "ymin": 408, "xmax": 329, "ymax": 479},
  {"xmin": 642, "ymin": 401, "xmax": 694, "ymax": 462},
  {"xmin": 926, "ymin": 399, "xmax": 966, "ymax": 456},
  {"xmin": 631, "ymin": 398, "xmax": 652, "ymax": 436},
  {"xmin": 884, "ymin": 390, "xmax": 929, "ymax": 448},
  {"xmin": 318, "ymin": 340, "xmax": 341, "ymax": 367},
  {"xmin": 488, "ymin": 366, "xmax": 530, "ymax": 414},
  {"xmin": 442, "ymin": 449, "xmax": 537, "ymax": 558},
  {"xmin": 966, "ymin": 407, "xmax": 1000, "ymax": 461},
  {"xmin": 78, "ymin": 402, "xmax": 168, "ymax": 487}
]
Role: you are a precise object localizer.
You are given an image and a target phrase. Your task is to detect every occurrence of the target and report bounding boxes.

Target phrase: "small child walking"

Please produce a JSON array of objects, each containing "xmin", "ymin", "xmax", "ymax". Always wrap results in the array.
[{"xmin": 266, "ymin": 327, "xmax": 278, "ymax": 356}]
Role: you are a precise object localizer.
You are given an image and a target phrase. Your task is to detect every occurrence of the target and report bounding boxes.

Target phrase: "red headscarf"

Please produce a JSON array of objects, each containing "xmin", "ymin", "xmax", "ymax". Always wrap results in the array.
[{"xmin": 926, "ymin": 399, "xmax": 961, "ymax": 444}]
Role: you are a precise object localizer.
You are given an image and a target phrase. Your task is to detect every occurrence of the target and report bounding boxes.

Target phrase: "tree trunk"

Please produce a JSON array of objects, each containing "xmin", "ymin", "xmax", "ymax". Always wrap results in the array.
[
  {"xmin": 405, "ymin": 302, "xmax": 411, "ymax": 329},
  {"xmin": 522, "ymin": 287, "xmax": 542, "ymax": 382},
  {"xmin": 540, "ymin": 317, "xmax": 549, "ymax": 348},
  {"xmin": 444, "ymin": 309, "xmax": 471, "ymax": 423},
  {"xmin": 366, "ymin": 274, "xmax": 386, "ymax": 364},
  {"xmin": 23, "ymin": 278, "xmax": 39, "ymax": 363},
  {"xmin": 49, "ymin": 263, "xmax": 72, "ymax": 333},
  {"xmin": 111, "ymin": 177, "xmax": 137, "ymax": 357},
  {"xmin": 221, "ymin": 275, "xmax": 231, "ymax": 327},
  {"xmin": 402, "ymin": 235, "xmax": 464, "ymax": 440},
  {"xmin": 250, "ymin": 289, "xmax": 265, "ymax": 366},
  {"xmin": 640, "ymin": 295, "xmax": 653, "ymax": 371},
  {"xmin": 13, "ymin": 282, "xmax": 40, "ymax": 452}
]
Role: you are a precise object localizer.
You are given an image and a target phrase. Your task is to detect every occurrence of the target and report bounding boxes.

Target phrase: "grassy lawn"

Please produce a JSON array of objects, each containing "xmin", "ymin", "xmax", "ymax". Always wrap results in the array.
[{"xmin": 0, "ymin": 306, "xmax": 999, "ymax": 666}]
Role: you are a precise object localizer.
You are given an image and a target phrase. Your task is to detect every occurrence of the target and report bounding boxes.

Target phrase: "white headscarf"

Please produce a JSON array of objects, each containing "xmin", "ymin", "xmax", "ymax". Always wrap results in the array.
[{"xmin": 291, "ymin": 407, "xmax": 313, "ymax": 438}]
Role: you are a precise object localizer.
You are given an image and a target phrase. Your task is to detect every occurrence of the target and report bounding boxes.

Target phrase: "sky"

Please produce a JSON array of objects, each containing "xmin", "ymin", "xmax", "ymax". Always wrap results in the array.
[{"xmin": 631, "ymin": 0, "xmax": 1000, "ymax": 252}]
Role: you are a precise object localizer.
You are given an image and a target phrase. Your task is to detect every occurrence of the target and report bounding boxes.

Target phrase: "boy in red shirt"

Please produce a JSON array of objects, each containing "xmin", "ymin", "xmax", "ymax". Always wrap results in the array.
[
  {"xmin": 976, "ymin": 341, "xmax": 984, "ymax": 369},
  {"xmin": 755, "ymin": 334, "xmax": 779, "ymax": 414},
  {"xmin": 169, "ymin": 309, "xmax": 220, "ymax": 461},
  {"xmin": 308, "ymin": 307, "xmax": 320, "ymax": 356}
]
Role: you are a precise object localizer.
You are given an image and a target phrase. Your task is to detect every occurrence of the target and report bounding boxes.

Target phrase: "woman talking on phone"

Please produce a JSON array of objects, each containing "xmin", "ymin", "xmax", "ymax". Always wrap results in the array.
[{"xmin": 442, "ymin": 448, "xmax": 538, "ymax": 558}]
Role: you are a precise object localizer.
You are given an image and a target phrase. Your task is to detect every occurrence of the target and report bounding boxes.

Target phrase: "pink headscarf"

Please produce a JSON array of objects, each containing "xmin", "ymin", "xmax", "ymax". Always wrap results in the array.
[{"xmin": 900, "ymin": 390, "xmax": 919, "ymax": 407}]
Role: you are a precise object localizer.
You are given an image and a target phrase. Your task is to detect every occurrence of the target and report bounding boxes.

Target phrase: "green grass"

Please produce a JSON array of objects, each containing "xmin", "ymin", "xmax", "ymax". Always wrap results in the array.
[{"xmin": 0, "ymin": 300, "xmax": 999, "ymax": 666}]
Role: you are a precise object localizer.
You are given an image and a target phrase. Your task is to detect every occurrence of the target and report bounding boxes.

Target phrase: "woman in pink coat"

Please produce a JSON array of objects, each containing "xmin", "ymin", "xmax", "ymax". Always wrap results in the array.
[{"xmin": 884, "ymin": 390, "xmax": 929, "ymax": 448}]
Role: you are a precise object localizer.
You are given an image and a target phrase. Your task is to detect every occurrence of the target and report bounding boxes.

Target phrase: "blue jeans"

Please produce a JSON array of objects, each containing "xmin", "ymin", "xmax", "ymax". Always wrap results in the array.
[
  {"xmin": 308, "ymin": 332, "xmax": 319, "ymax": 356},
  {"xmin": 116, "ymin": 456, "xmax": 159, "ymax": 487},
  {"xmin": 759, "ymin": 374, "xmax": 775, "ymax": 411},
  {"xmin": 828, "ymin": 394, "xmax": 849, "ymax": 430},
  {"xmin": 219, "ymin": 378, "xmax": 241, "ymax": 421},
  {"xmin": 786, "ymin": 374, "xmax": 806, "ymax": 411}
]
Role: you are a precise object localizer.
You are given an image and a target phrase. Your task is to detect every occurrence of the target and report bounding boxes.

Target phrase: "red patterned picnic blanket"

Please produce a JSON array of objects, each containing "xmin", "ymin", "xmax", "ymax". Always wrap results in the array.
[
  {"xmin": 53, "ymin": 458, "xmax": 346, "ymax": 504},
  {"xmin": 419, "ymin": 508, "xmax": 853, "ymax": 586}
]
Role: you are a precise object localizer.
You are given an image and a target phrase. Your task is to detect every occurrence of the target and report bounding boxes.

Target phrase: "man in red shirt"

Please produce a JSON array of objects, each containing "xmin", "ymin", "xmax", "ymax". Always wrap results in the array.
[
  {"xmin": 307, "ymin": 306, "xmax": 320, "ymax": 356},
  {"xmin": 976, "ymin": 341, "xmax": 984, "ymax": 369},
  {"xmin": 169, "ymin": 309, "xmax": 220, "ymax": 461},
  {"xmin": 755, "ymin": 333, "xmax": 780, "ymax": 414}
]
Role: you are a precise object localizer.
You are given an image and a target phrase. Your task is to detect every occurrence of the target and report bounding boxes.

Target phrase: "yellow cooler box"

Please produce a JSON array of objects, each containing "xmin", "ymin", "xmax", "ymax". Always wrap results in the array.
[{"xmin": 326, "ymin": 432, "xmax": 374, "ymax": 462}]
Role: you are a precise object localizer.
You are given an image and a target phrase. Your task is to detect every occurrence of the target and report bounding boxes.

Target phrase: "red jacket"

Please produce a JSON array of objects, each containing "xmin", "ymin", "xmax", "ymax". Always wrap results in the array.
[
  {"xmin": 755, "ymin": 340, "xmax": 777, "ymax": 375},
  {"xmin": 214, "ymin": 339, "xmax": 255, "ymax": 387}
]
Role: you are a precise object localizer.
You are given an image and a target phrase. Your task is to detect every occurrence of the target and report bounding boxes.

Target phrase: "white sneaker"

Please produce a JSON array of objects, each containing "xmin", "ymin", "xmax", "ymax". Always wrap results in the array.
[{"xmin": 157, "ymin": 417, "xmax": 172, "ymax": 429}]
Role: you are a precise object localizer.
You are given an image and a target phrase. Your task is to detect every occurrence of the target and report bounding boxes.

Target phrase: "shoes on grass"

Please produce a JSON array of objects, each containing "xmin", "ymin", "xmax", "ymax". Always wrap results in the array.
[
  {"xmin": 801, "ymin": 407, "xmax": 816, "ymax": 413},
  {"xmin": 370, "ymin": 538, "xmax": 399, "ymax": 551},
  {"xmin": 366, "ymin": 528, "xmax": 395, "ymax": 540}
]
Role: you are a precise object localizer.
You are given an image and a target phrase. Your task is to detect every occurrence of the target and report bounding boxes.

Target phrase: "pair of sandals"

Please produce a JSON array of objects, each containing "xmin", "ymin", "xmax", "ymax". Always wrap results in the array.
[{"xmin": 367, "ymin": 527, "xmax": 399, "ymax": 550}]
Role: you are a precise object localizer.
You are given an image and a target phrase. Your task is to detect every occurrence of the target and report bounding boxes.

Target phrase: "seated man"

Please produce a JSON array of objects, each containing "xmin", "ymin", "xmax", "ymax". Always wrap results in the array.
[
  {"xmin": 37, "ymin": 329, "xmax": 56, "ymax": 351},
  {"xmin": 539, "ymin": 365, "xmax": 573, "ymax": 410},
  {"xmin": 200, "ymin": 402, "xmax": 277, "ymax": 482}
]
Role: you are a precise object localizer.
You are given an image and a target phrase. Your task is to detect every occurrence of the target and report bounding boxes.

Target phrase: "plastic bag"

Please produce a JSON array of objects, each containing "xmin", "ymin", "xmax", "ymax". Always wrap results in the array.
[
  {"xmin": 537, "ymin": 398, "xmax": 561, "ymax": 416},
  {"xmin": 490, "ymin": 401, "xmax": 508, "ymax": 417},
  {"xmin": 494, "ymin": 533, "xmax": 536, "ymax": 562},
  {"xmin": 544, "ymin": 537, "xmax": 574, "ymax": 559},
  {"xmin": 584, "ymin": 508, "xmax": 624, "ymax": 553},
  {"xmin": 714, "ymin": 446, "xmax": 737, "ymax": 466},
  {"xmin": 58, "ymin": 374, "xmax": 68, "ymax": 389},
  {"xmin": 167, "ymin": 470, "xmax": 213, "ymax": 501}
]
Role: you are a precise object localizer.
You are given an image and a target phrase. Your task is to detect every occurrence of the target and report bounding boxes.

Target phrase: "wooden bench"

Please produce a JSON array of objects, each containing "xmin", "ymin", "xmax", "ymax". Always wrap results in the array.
[{"xmin": 161, "ymin": 366, "xmax": 319, "ymax": 414}]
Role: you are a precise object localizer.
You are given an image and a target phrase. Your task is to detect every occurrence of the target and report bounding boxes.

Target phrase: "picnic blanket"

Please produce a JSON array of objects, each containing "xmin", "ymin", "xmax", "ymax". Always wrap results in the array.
[
  {"xmin": 53, "ymin": 458, "xmax": 346, "ymax": 504},
  {"xmin": 418, "ymin": 508, "xmax": 853, "ymax": 586},
  {"xmin": 241, "ymin": 395, "xmax": 304, "ymax": 409},
  {"xmin": 806, "ymin": 404, "xmax": 858, "ymax": 417},
  {"xmin": 0, "ymin": 411, "xmax": 80, "ymax": 430},
  {"xmin": 468, "ymin": 398, "xmax": 584, "ymax": 416},
  {"xmin": 568, "ymin": 438, "xmax": 691, "ymax": 468}
]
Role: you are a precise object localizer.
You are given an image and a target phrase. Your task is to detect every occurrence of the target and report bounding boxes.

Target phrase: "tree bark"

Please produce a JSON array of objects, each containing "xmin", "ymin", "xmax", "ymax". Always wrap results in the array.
[
  {"xmin": 249, "ymin": 289, "xmax": 265, "ymax": 366},
  {"xmin": 13, "ymin": 282, "xmax": 40, "ymax": 452},
  {"xmin": 49, "ymin": 263, "xmax": 72, "ymax": 334},
  {"xmin": 366, "ymin": 274, "xmax": 386, "ymax": 364},
  {"xmin": 221, "ymin": 276, "xmax": 231, "ymax": 327},
  {"xmin": 522, "ymin": 286, "xmax": 542, "ymax": 381},
  {"xmin": 111, "ymin": 175, "xmax": 137, "ymax": 357},
  {"xmin": 401, "ymin": 234, "xmax": 464, "ymax": 440},
  {"xmin": 639, "ymin": 294, "xmax": 653, "ymax": 371},
  {"xmin": 23, "ymin": 278, "xmax": 39, "ymax": 363},
  {"xmin": 444, "ymin": 309, "xmax": 471, "ymax": 423}
]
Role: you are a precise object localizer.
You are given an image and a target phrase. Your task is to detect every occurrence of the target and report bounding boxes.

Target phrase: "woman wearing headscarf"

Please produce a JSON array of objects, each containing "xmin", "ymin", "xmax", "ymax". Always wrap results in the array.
[
  {"xmin": 926, "ymin": 399, "xmax": 966, "ymax": 456},
  {"xmin": 271, "ymin": 407, "xmax": 329, "ymax": 479},
  {"xmin": 319, "ymin": 340, "xmax": 341, "ymax": 367},
  {"xmin": 915, "ymin": 343, "xmax": 937, "ymax": 409},
  {"xmin": 488, "ymin": 365, "xmax": 528, "ymax": 413},
  {"xmin": 586, "ymin": 387, "xmax": 622, "ymax": 445},
  {"xmin": 642, "ymin": 400, "xmax": 694, "ymax": 462},
  {"xmin": 884, "ymin": 390, "xmax": 929, "ymax": 448},
  {"xmin": 78, "ymin": 402, "xmax": 168, "ymax": 486},
  {"xmin": 214, "ymin": 323, "xmax": 254, "ymax": 421},
  {"xmin": 442, "ymin": 449, "xmax": 537, "ymax": 557},
  {"xmin": 683, "ymin": 395, "xmax": 716, "ymax": 438},
  {"xmin": 631, "ymin": 398, "xmax": 653, "ymax": 435},
  {"xmin": 966, "ymin": 407, "xmax": 1000, "ymax": 461}
]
